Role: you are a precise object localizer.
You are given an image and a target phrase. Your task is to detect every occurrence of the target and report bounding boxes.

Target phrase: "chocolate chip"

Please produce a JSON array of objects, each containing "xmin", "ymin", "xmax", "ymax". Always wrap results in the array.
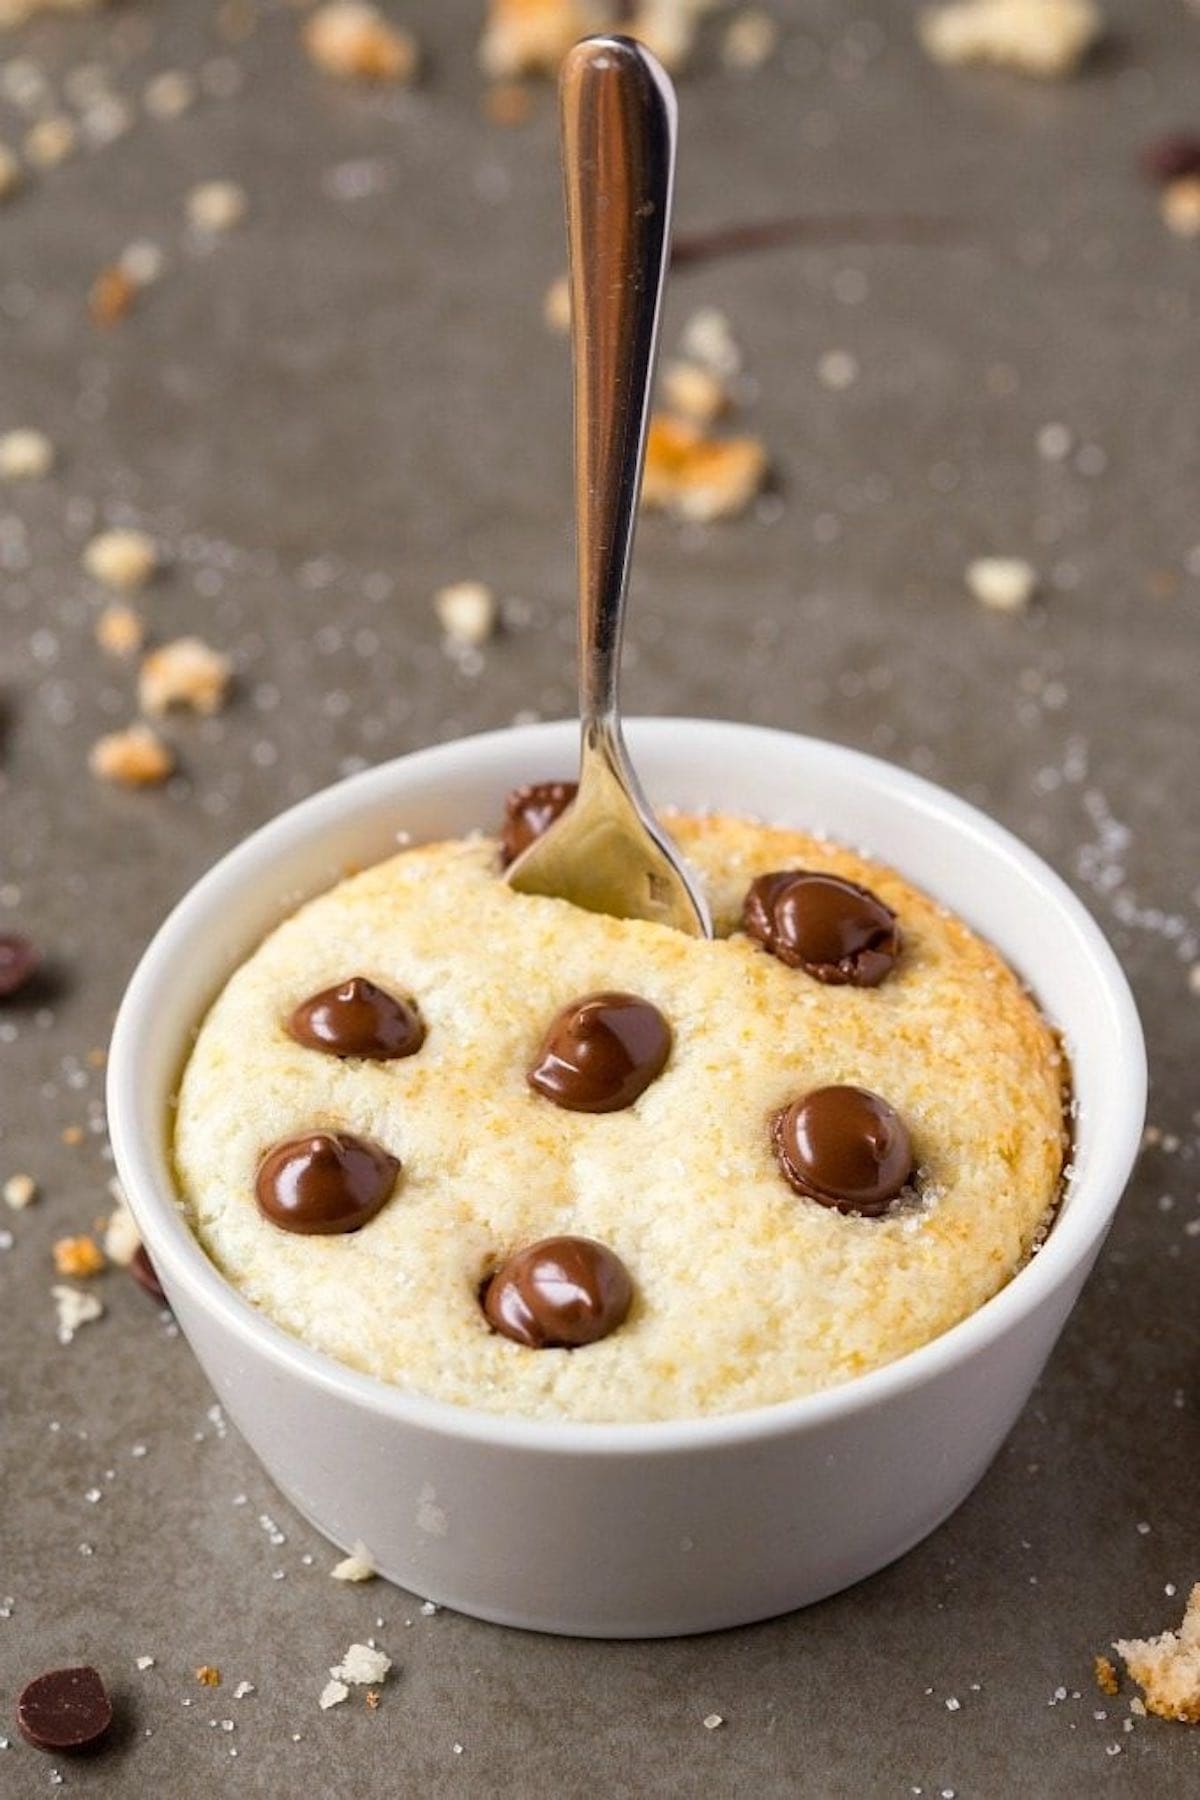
[
  {"xmin": 483, "ymin": 1236, "xmax": 633, "ymax": 1348},
  {"xmin": 528, "ymin": 992, "xmax": 671, "ymax": 1113},
  {"xmin": 288, "ymin": 976, "xmax": 425, "ymax": 1060},
  {"xmin": 255, "ymin": 1132, "xmax": 399, "ymax": 1235},
  {"xmin": 129, "ymin": 1243, "xmax": 166, "ymax": 1304},
  {"xmin": 743, "ymin": 871, "xmax": 899, "ymax": 986},
  {"xmin": 17, "ymin": 1665, "xmax": 113, "ymax": 1753},
  {"xmin": 499, "ymin": 781, "xmax": 578, "ymax": 865},
  {"xmin": 772, "ymin": 1085, "xmax": 914, "ymax": 1216},
  {"xmin": 0, "ymin": 933, "xmax": 39, "ymax": 1000},
  {"xmin": 1140, "ymin": 132, "xmax": 1200, "ymax": 186}
]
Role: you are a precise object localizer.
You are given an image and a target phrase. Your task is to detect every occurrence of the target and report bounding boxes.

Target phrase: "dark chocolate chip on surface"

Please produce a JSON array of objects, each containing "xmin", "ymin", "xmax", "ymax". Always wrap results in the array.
[
  {"xmin": 255, "ymin": 1132, "xmax": 399, "ymax": 1235},
  {"xmin": 0, "ymin": 933, "xmax": 40, "ymax": 1000},
  {"xmin": 17, "ymin": 1665, "xmax": 113, "ymax": 1753},
  {"xmin": 129, "ymin": 1244, "xmax": 166, "ymax": 1304},
  {"xmin": 288, "ymin": 976, "xmax": 425, "ymax": 1060},
  {"xmin": 743, "ymin": 871, "xmax": 899, "ymax": 986},
  {"xmin": 528, "ymin": 992, "xmax": 671, "ymax": 1113},
  {"xmin": 499, "ymin": 781, "xmax": 578, "ymax": 865},
  {"xmin": 773, "ymin": 1085, "xmax": 914, "ymax": 1216},
  {"xmin": 483, "ymin": 1236, "xmax": 634, "ymax": 1349}
]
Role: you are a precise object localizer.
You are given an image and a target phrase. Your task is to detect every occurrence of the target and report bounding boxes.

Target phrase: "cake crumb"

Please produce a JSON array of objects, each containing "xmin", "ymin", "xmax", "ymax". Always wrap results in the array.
[
  {"xmin": 52, "ymin": 1285, "xmax": 104, "ymax": 1344},
  {"xmin": 0, "ymin": 428, "xmax": 54, "ymax": 481},
  {"xmin": 304, "ymin": 3, "xmax": 419, "ymax": 84},
  {"xmin": 543, "ymin": 272, "xmax": 571, "ymax": 335},
  {"xmin": 703, "ymin": 1712, "xmax": 724, "ymax": 1730},
  {"xmin": 88, "ymin": 265, "xmax": 139, "ymax": 329},
  {"xmin": 641, "ymin": 415, "xmax": 768, "ymax": 523},
  {"xmin": 479, "ymin": 0, "xmax": 592, "ymax": 80},
  {"xmin": 187, "ymin": 180, "xmax": 248, "ymax": 234},
  {"xmin": 679, "ymin": 307, "xmax": 742, "ymax": 379},
  {"xmin": 24, "ymin": 114, "xmax": 76, "ymax": 169},
  {"xmin": 364, "ymin": 1689, "xmax": 380, "ymax": 1711},
  {"xmin": 330, "ymin": 1643, "xmax": 392, "ymax": 1687},
  {"xmin": 4, "ymin": 1173, "xmax": 38, "ymax": 1211},
  {"xmin": 1094, "ymin": 1654, "xmax": 1120, "ymax": 1696},
  {"xmin": 89, "ymin": 724, "xmax": 174, "ymax": 788},
  {"xmin": 434, "ymin": 581, "xmax": 498, "ymax": 649},
  {"xmin": 144, "ymin": 69, "xmax": 197, "ymax": 120},
  {"xmin": 1160, "ymin": 177, "xmax": 1200, "ymax": 240},
  {"xmin": 139, "ymin": 637, "xmax": 233, "ymax": 717},
  {"xmin": 319, "ymin": 1679, "xmax": 349, "ymax": 1710},
  {"xmin": 136, "ymin": 1656, "xmax": 155, "ymax": 1672},
  {"xmin": 232, "ymin": 1681, "xmax": 254, "ymax": 1699},
  {"xmin": 660, "ymin": 360, "xmax": 730, "ymax": 426},
  {"xmin": 195, "ymin": 1666, "xmax": 221, "ymax": 1688},
  {"xmin": 722, "ymin": 8, "xmax": 779, "ymax": 72},
  {"xmin": 0, "ymin": 145, "xmax": 23, "ymax": 203},
  {"xmin": 1114, "ymin": 1584, "xmax": 1200, "ymax": 1723},
  {"xmin": 331, "ymin": 1544, "xmax": 376, "ymax": 1583},
  {"xmin": 96, "ymin": 604, "xmax": 145, "ymax": 658},
  {"xmin": 966, "ymin": 556, "xmax": 1038, "ymax": 612},
  {"xmin": 102, "ymin": 1191, "xmax": 141, "ymax": 1265},
  {"xmin": 52, "ymin": 1235, "xmax": 105, "ymax": 1278},
  {"xmin": 84, "ymin": 528, "xmax": 158, "ymax": 592},
  {"xmin": 917, "ymin": 0, "xmax": 1102, "ymax": 78},
  {"xmin": 817, "ymin": 349, "xmax": 860, "ymax": 392}
]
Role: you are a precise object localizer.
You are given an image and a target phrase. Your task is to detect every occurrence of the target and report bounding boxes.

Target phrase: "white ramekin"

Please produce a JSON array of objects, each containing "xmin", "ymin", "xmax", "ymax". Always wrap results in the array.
[{"xmin": 107, "ymin": 719, "xmax": 1145, "ymax": 1637}]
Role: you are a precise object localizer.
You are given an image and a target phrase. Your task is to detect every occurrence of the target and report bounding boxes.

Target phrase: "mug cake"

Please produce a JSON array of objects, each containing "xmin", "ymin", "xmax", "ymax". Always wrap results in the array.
[{"xmin": 173, "ymin": 784, "xmax": 1068, "ymax": 1423}]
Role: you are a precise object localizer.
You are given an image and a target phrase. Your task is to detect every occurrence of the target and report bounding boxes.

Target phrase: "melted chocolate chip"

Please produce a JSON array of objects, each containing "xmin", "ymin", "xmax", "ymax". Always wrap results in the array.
[
  {"xmin": 0, "ymin": 933, "xmax": 39, "ymax": 1000},
  {"xmin": 528, "ymin": 992, "xmax": 671, "ymax": 1113},
  {"xmin": 773, "ymin": 1085, "xmax": 913, "ymax": 1216},
  {"xmin": 255, "ymin": 1132, "xmax": 399, "ymax": 1235},
  {"xmin": 743, "ymin": 870, "xmax": 899, "ymax": 986},
  {"xmin": 288, "ymin": 977, "xmax": 425, "ymax": 1060},
  {"xmin": 499, "ymin": 781, "xmax": 578, "ymax": 865},
  {"xmin": 483, "ymin": 1236, "xmax": 633, "ymax": 1348},
  {"xmin": 129, "ymin": 1243, "xmax": 166, "ymax": 1304},
  {"xmin": 17, "ymin": 1666, "xmax": 113, "ymax": 1753}
]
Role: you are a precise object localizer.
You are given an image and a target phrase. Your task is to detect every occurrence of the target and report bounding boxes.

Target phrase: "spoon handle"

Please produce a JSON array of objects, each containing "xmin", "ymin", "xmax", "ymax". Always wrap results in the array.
[{"xmin": 560, "ymin": 36, "xmax": 676, "ymax": 739}]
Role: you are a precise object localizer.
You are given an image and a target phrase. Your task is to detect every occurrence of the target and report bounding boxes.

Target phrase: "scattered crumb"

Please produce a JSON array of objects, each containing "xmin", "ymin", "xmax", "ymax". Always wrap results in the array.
[
  {"xmin": 119, "ymin": 241, "xmax": 167, "ymax": 288},
  {"xmin": 52, "ymin": 1284, "xmax": 104, "ymax": 1344},
  {"xmin": 319, "ymin": 1678, "xmax": 349, "ymax": 1711},
  {"xmin": 624, "ymin": 0, "xmax": 703, "ymax": 74},
  {"xmin": 96, "ymin": 604, "xmax": 145, "ymax": 658},
  {"xmin": 1114, "ymin": 1584, "xmax": 1200, "ymax": 1723},
  {"xmin": 1160, "ymin": 177, "xmax": 1200, "ymax": 239},
  {"xmin": 144, "ymin": 69, "xmax": 197, "ymax": 120},
  {"xmin": 136, "ymin": 1656, "xmax": 155, "ymax": 1672},
  {"xmin": 304, "ymin": 2, "xmax": 419, "ymax": 84},
  {"xmin": 660, "ymin": 360, "xmax": 730, "ymax": 426},
  {"xmin": 478, "ymin": 0, "xmax": 593, "ymax": 80},
  {"xmin": 89, "ymin": 264, "xmax": 139, "ymax": 328},
  {"xmin": 703, "ymin": 1712, "xmax": 724, "ymax": 1730},
  {"xmin": 641, "ymin": 415, "xmax": 768, "ymax": 523},
  {"xmin": 89, "ymin": 723, "xmax": 175, "ymax": 788},
  {"xmin": 965, "ymin": 556, "xmax": 1038, "ymax": 612},
  {"xmin": 102, "ymin": 1190, "xmax": 141, "ymax": 1265},
  {"xmin": 917, "ymin": 0, "xmax": 1102, "ymax": 79},
  {"xmin": 187, "ymin": 180, "xmax": 248, "ymax": 234},
  {"xmin": 365, "ymin": 1689, "xmax": 380, "ymax": 1711},
  {"xmin": 84, "ymin": 528, "xmax": 158, "ymax": 591},
  {"xmin": 679, "ymin": 307, "xmax": 742, "ymax": 379},
  {"xmin": 24, "ymin": 114, "xmax": 77, "ymax": 169},
  {"xmin": 543, "ymin": 272, "xmax": 571, "ymax": 335},
  {"xmin": 61, "ymin": 1125, "xmax": 84, "ymax": 1147},
  {"xmin": 1094, "ymin": 1654, "xmax": 1120, "ymax": 1696},
  {"xmin": 722, "ymin": 8, "xmax": 779, "ymax": 71},
  {"xmin": 331, "ymin": 1545, "xmax": 377, "ymax": 1583},
  {"xmin": 52, "ymin": 1235, "xmax": 105, "ymax": 1278},
  {"xmin": 195, "ymin": 1666, "xmax": 221, "ymax": 1688},
  {"xmin": 232, "ymin": 1681, "xmax": 254, "ymax": 1700},
  {"xmin": 0, "ymin": 145, "xmax": 22, "ymax": 202},
  {"xmin": 483, "ymin": 81, "xmax": 534, "ymax": 127},
  {"xmin": 816, "ymin": 349, "xmax": 859, "ymax": 391},
  {"xmin": 1188, "ymin": 963, "xmax": 1200, "ymax": 997},
  {"xmin": 0, "ymin": 428, "xmax": 54, "ymax": 481},
  {"xmin": 330, "ymin": 1643, "xmax": 392, "ymax": 1686},
  {"xmin": 1037, "ymin": 421, "xmax": 1073, "ymax": 461},
  {"xmin": 3, "ymin": 1173, "xmax": 37, "ymax": 1211},
  {"xmin": 433, "ymin": 581, "xmax": 498, "ymax": 649},
  {"xmin": 139, "ymin": 637, "xmax": 233, "ymax": 717}
]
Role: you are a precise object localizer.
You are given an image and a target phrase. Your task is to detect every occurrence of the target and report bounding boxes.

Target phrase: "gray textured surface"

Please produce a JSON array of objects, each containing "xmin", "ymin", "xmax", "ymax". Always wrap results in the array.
[{"xmin": 2, "ymin": 1, "xmax": 1198, "ymax": 1794}]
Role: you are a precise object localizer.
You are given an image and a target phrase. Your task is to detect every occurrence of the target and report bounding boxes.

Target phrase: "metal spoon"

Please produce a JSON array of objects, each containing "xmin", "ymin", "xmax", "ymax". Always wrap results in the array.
[{"xmin": 506, "ymin": 35, "xmax": 712, "ymax": 938}]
